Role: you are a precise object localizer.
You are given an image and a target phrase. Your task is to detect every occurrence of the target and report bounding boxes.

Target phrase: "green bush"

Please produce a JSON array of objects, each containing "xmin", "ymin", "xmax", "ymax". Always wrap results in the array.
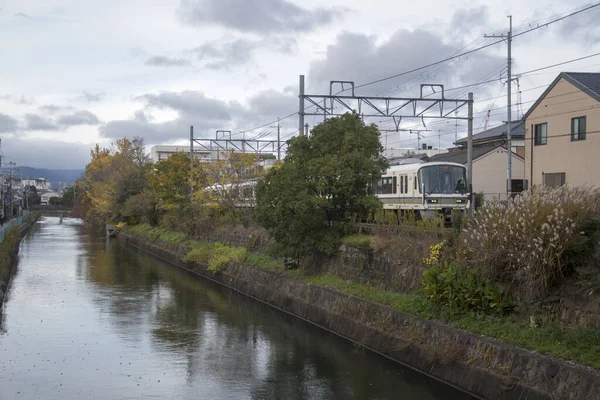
[
  {"xmin": 182, "ymin": 242, "xmax": 246, "ymax": 272},
  {"xmin": 244, "ymin": 252, "xmax": 283, "ymax": 270},
  {"xmin": 341, "ymin": 234, "xmax": 373, "ymax": 252},
  {"xmin": 0, "ymin": 228, "xmax": 20, "ymax": 282},
  {"xmin": 422, "ymin": 262, "xmax": 514, "ymax": 315},
  {"xmin": 130, "ymin": 224, "xmax": 188, "ymax": 245}
]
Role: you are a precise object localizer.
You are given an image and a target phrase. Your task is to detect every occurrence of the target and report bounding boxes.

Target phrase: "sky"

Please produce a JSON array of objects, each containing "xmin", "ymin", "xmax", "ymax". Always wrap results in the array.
[{"xmin": 1, "ymin": 0, "xmax": 600, "ymax": 168}]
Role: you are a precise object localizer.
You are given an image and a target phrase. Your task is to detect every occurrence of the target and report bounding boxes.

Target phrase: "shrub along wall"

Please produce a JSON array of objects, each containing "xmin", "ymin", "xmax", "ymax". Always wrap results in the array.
[
  {"xmin": 0, "ymin": 213, "xmax": 39, "ymax": 305},
  {"xmin": 121, "ymin": 231, "xmax": 600, "ymax": 400}
]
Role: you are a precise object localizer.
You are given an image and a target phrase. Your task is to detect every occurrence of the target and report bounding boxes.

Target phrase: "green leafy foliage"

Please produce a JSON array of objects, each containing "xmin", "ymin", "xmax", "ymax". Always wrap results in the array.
[
  {"xmin": 130, "ymin": 224, "xmax": 189, "ymax": 245},
  {"xmin": 0, "ymin": 228, "xmax": 21, "ymax": 298},
  {"xmin": 341, "ymin": 234, "xmax": 373, "ymax": 252},
  {"xmin": 244, "ymin": 251, "xmax": 283, "ymax": 270},
  {"xmin": 182, "ymin": 242, "xmax": 246, "ymax": 272},
  {"xmin": 254, "ymin": 113, "xmax": 387, "ymax": 259},
  {"xmin": 422, "ymin": 262, "xmax": 514, "ymax": 315}
]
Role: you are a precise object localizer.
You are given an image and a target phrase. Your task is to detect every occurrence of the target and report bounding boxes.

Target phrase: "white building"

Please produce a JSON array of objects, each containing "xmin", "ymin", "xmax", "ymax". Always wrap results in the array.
[
  {"xmin": 13, "ymin": 178, "xmax": 53, "ymax": 192},
  {"xmin": 40, "ymin": 191, "xmax": 61, "ymax": 205}
]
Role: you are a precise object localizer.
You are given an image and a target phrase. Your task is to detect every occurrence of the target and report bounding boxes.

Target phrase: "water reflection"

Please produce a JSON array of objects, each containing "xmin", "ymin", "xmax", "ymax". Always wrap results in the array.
[{"xmin": 0, "ymin": 217, "xmax": 472, "ymax": 399}]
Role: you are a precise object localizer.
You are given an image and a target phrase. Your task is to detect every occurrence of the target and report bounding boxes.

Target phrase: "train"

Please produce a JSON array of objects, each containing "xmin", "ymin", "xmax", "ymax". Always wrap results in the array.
[
  {"xmin": 375, "ymin": 162, "xmax": 470, "ymax": 219},
  {"xmin": 206, "ymin": 161, "xmax": 470, "ymax": 219}
]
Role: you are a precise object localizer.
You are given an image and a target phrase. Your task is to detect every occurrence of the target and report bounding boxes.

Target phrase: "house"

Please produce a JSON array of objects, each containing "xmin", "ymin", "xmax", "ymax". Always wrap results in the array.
[
  {"xmin": 429, "ymin": 143, "xmax": 525, "ymax": 200},
  {"xmin": 455, "ymin": 121, "xmax": 525, "ymax": 157},
  {"xmin": 524, "ymin": 72, "xmax": 600, "ymax": 188},
  {"xmin": 40, "ymin": 191, "xmax": 61, "ymax": 205}
]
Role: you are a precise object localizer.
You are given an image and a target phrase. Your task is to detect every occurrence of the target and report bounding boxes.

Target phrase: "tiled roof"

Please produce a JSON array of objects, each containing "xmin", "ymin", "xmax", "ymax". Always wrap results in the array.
[
  {"xmin": 455, "ymin": 121, "xmax": 524, "ymax": 145},
  {"xmin": 428, "ymin": 143, "xmax": 505, "ymax": 165}
]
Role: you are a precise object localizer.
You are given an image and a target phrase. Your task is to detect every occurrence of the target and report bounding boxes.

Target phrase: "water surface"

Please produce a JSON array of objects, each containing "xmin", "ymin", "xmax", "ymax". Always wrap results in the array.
[{"xmin": 0, "ymin": 217, "xmax": 472, "ymax": 399}]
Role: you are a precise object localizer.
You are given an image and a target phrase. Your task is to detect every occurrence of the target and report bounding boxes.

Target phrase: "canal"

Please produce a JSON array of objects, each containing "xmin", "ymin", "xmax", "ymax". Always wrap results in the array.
[{"xmin": 0, "ymin": 217, "xmax": 472, "ymax": 399}]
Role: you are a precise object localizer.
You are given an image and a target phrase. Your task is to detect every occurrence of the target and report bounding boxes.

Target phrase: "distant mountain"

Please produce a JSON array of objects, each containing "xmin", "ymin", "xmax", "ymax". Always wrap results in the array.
[{"xmin": 16, "ymin": 166, "xmax": 84, "ymax": 183}]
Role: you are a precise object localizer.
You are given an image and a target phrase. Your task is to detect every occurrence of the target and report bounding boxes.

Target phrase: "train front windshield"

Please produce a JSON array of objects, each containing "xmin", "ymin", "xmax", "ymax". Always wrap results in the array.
[{"xmin": 419, "ymin": 165, "xmax": 468, "ymax": 195}]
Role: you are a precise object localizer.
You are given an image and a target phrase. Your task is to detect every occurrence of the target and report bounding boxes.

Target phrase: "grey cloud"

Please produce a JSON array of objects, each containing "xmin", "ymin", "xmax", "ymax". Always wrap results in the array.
[
  {"xmin": 25, "ymin": 114, "xmax": 58, "ymax": 131},
  {"xmin": 14, "ymin": 12, "xmax": 28, "ymax": 18},
  {"xmin": 39, "ymin": 104, "xmax": 75, "ymax": 114},
  {"xmin": 0, "ymin": 95, "xmax": 35, "ymax": 105},
  {"xmin": 136, "ymin": 90, "xmax": 242, "ymax": 120},
  {"xmin": 82, "ymin": 91, "xmax": 105, "ymax": 102},
  {"xmin": 1, "ymin": 138, "xmax": 91, "ymax": 169},
  {"xmin": 557, "ymin": 7, "xmax": 600, "ymax": 43},
  {"xmin": 100, "ymin": 88, "xmax": 298, "ymax": 144},
  {"xmin": 57, "ymin": 110, "xmax": 100, "ymax": 126},
  {"xmin": 192, "ymin": 39, "xmax": 256, "ymax": 70},
  {"xmin": 178, "ymin": 0, "xmax": 344, "ymax": 34},
  {"xmin": 308, "ymin": 28, "xmax": 502, "ymax": 97},
  {"xmin": 190, "ymin": 37, "xmax": 297, "ymax": 70},
  {"xmin": 0, "ymin": 113, "xmax": 18, "ymax": 133},
  {"xmin": 17, "ymin": 95, "xmax": 34, "ymax": 105},
  {"xmin": 134, "ymin": 110, "xmax": 152, "ymax": 123},
  {"xmin": 449, "ymin": 6, "xmax": 489, "ymax": 36},
  {"xmin": 145, "ymin": 56, "xmax": 192, "ymax": 67},
  {"xmin": 100, "ymin": 115, "xmax": 225, "ymax": 144}
]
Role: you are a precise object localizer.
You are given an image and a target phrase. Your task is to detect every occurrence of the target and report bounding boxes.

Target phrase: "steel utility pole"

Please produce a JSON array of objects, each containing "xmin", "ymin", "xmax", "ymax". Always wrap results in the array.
[
  {"xmin": 485, "ymin": 16, "xmax": 513, "ymax": 197},
  {"xmin": 190, "ymin": 125, "xmax": 194, "ymax": 200},
  {"xmin": 271, "ymin": 118, "xmax": 281, "ymax": 160},
  {"xmin": 299, "ymin": 75, "xmax": 305, "ymax": 136},
  {"xmin": 507, "ymin": 16, "xmax": 513, "ymax": 197},
  {"xmin": 467, "ymin": 93, "xmax": 474, "ymax": 216}
]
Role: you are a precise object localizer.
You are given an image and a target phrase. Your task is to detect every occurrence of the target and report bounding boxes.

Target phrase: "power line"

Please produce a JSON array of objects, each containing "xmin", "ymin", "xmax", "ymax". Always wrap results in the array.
[
  {"xmin": 512, "ymin": 2, "xmax": 600, "ymax": 38},
  {"xmin": 517, "ymin": 52, "xmax": 600, "ymax": 76}
]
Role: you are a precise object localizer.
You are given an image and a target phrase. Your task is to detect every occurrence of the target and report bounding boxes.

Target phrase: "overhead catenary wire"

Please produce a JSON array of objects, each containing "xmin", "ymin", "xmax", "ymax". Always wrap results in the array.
[{"xmin": 238, "ymin": 2, "xmax": 600, "ymax": 142}]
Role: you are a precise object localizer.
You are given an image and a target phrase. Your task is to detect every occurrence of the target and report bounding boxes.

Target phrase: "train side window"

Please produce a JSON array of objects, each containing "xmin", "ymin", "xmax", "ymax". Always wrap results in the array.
[
  {"xmin": 380, "ymin": 177, "xmax": 394, "ymax": 194},
  {"xmin": 414, "ymin": 175, "xmax": 417, "ymax": 191},
  {"xmin": 404, "ymin": 175, "xmax": 408, "ymax": 193},
  {"xmin": 393, "ymin": 176, "xmax": 397, "ymax": 194}
]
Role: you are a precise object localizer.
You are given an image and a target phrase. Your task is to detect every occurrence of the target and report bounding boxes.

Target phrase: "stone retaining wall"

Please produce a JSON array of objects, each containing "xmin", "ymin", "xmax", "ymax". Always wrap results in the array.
[{"xmin": 121, "ymin": 232, "xmax": 600, "ymax": 400}]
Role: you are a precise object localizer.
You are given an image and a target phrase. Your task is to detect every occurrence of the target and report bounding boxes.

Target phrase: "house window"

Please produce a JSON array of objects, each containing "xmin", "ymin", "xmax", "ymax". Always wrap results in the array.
[
  {"xmin": 543, "ymin": 172, "xmax": 565, "ymax": 188},
  {"xmin": 571, "ymin": 116, "xmax": 586, "ymax": 141},
  {"xmin": 534, "ymin": 123, "xmax": 547, "ymax": 145}
]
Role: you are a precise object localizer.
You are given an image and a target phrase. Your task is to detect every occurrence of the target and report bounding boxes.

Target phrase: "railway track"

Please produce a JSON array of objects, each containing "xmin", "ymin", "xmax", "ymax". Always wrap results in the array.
[{"xmin": 356, "ymin": 223, "xmax": 453, "ymax": 236}]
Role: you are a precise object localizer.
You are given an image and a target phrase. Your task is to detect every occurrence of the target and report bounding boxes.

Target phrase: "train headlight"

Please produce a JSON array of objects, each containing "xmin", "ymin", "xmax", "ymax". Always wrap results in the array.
[
  {"xmin": 427, "ymin": 199, "xmax": 438, "ymax": 204},
  {"xmin": 456, "ymin": 199, "xmax": 464, "ymax": 204}
]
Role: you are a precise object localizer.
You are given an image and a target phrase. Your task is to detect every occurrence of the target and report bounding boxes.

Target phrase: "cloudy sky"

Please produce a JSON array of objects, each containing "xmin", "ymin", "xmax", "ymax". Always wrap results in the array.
[{"xmin": 1, "ymin": 0, "xmax": 599, "ymax": 168}]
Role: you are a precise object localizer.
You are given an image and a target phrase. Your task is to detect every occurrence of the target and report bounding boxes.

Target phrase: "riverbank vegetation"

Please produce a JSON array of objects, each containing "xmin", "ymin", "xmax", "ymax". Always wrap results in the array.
[
  {"xmin": 125, "ymin": 222, "xmax": 600, "ymax": 369},
  {"xmin": 0, "ymin": 228, "xmax": 20, "ymax": 300},
  {"xmin": 77, "ymin": 114, "xmax": 600, "ymax": 370}
]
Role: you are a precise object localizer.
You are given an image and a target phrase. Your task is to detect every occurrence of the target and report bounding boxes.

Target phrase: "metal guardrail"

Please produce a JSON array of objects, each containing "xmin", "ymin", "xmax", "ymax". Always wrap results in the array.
[{"xmin": 0, "ymin": 215, "xmax": 28, "ymax": 244}]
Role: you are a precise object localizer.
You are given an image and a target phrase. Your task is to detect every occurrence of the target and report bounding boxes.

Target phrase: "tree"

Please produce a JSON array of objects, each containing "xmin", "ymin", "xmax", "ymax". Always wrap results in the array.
[
  {"xmin": 80, "ymin": 137, "xmax": 151, "ymax": 224},
  {"xmin": 149, "ymin": 152, "xmax": 207, "ymax": 212},
  {"xmin": 254, "ymin": 113, "xmax": 387, "ymax": 259},
  {"xmin": 62, "ymin": 187, "xmax": 74, "ymax": 207}
]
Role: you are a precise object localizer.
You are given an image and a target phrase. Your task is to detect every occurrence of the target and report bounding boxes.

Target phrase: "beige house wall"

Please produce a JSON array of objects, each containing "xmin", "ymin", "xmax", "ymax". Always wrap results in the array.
[
  {"xmin": 525, "ymin": 78, "xmax": 600, "ymax": 187},
  {"xmin": 472, "ymin": 148, "xmax": 525, "ymax": 201}
]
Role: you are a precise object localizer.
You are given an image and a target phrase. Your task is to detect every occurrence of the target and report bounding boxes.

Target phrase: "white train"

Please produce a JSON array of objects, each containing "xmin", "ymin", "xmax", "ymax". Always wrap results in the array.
[
  {"xmin": 375, "ymin": 162, "xmax": 470, "ymax": 218},
  {"xmin": 207, "ymin": 162, "xmax": 470, "ymax": 219}
]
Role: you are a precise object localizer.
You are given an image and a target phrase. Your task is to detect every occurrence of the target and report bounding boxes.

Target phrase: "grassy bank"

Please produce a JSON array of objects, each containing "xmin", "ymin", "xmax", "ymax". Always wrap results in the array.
[
  {"xmin": 128, "ymin": 224, "xmax": 600, "ymax": 370},
  {"xmin": 0, "ymin": 228, "xmax": 22, "ymax": 300}
]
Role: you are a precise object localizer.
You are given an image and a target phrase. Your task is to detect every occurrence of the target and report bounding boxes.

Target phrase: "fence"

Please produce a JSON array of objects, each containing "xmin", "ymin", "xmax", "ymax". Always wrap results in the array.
[{"xmin": 0, "ymin": 214, "xmax": 28, "ymax": 244}]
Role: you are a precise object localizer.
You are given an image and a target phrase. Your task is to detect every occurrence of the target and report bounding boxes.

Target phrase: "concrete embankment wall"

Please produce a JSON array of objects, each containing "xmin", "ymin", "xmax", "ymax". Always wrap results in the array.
[
  {"xmin": 121, "ymin": 232, "xmax": 600, "ymax": 400},
  {"xmin": 0, "ymin": 215, "xmax": 38, "ymax": 306}
]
